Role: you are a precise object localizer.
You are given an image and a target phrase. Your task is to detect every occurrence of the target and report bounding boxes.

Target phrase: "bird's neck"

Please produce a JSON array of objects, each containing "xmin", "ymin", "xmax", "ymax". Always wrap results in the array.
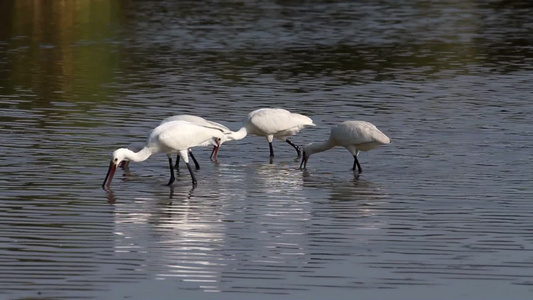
[
  {"xmin": 306, "ymin": 139, "xmax": 335, "ymax": 156},
  {"xmin": 228, "ymin": 127, "xmax": 248, "ymax": 141},
  {"xmin": 126, "ymin": 147, "xmax": 153, "ymax": 162}
]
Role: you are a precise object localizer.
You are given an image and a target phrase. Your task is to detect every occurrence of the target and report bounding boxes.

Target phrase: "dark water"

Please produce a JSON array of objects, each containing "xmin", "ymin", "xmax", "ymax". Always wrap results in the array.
[{"xmin": 1, "ymin": 1, "xmax": 533, "ymax": 299}]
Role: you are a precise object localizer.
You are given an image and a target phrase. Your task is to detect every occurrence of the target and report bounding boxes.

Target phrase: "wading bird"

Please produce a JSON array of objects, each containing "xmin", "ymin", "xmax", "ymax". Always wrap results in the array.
[
  {"xmin": 227, "ymin": 108, "xmax": 315, "ymax": 158},
  {"xmin": 300, "ymin": 120, "xmax": 391, "ymax": 173},
  {"xmin": 102, "ymin": 120, "xmax": 225, "ymax": 189},
  {"xmin": 160, "ymin": 114, "xmax": 237, "ymax": 168}
]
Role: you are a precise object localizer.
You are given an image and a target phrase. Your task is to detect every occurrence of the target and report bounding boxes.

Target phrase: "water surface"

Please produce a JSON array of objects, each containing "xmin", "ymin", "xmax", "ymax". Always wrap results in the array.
[{"xmin": 1, "ymin": 1, "xmax": 533, "ymax": 299}]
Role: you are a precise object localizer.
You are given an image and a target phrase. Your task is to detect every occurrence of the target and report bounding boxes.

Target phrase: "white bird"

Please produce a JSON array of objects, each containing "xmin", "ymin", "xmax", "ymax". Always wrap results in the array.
[
  {"xmin": 102, "ymin": 120, "xmax": 225, "ymax": 189},
  {"xmin": 300, "ymin": 120, "xmax": 391, "ymax": 173},
  {"xmin": 160, "ymin": 114, "xmax": 238, "ymax": 168},
  {"xmin": 227, "ymin": 108, "xmax": 316, "ymax": 158}
]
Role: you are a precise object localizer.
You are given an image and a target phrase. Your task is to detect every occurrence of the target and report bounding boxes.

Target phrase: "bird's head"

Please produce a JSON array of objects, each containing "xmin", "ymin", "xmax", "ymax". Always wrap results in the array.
[
  {"xmin": 218, "ymin": 135, "xmax": 229, "ymax": 145},
  {"xmin": 102, "ymin": 148, "xmax": 129, "ymax": 189},
  {"xmin": 112, "ymin": 148, "xmax": 130, "ymax": 165}
]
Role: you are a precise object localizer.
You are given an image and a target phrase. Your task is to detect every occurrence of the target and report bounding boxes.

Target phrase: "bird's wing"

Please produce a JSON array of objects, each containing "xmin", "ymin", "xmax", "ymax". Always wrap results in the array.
[
  {"xmin": 162, "ymin": 115, "xmax": 231, "ymax": 133},
  {"xmin": 161, "ymin": 115, "xmax": 206, "ymax": 124},
  {"xmin": 149, "ymin": 121, "xmax": 222, "ymax": 151},
  {"xmin": 333, "ymin": 121, "xmax": 390, "ymax": 145},
  {"xmin": 202, "ymin": 119, "xmax": 232, "ymax": 133},
  {"xmin": 248, "ymin": 108, "xmax": 315, "ymax": 134}
]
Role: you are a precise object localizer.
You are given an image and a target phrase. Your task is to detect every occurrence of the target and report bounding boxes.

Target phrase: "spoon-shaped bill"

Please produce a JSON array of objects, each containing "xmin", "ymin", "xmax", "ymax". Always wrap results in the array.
[
  {"xmin": 102, "ymin": 161, "xmax": 117, "ymax": 189},
  {"xmin": 211, "ymin": 139, "xmax": 222, "ymax": 161}
]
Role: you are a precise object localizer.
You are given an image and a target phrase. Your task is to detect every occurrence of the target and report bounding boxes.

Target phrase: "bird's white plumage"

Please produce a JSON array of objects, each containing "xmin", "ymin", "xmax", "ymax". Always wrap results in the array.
[
  {"xmin": 161, "ymin": 115, "xmax": 232, "ymax": 134},
  {"xmin": 301, "ymin": 120, "xmax": 390, "ymax": 171},
  {"xmin": 161, "ymin": 115, "xmax": 246, "ymax": 146},
  {"xmin": 329, "ymin": 121, "xmax": 390, "ymax": 152},
  {"xmin": 149, "ymin": 120, "xmax": 224, "ymax": 153},
  {"xmin": 103, "ymin": 120, "xmax": 225, "ymax": 188},
  {"xmin": 245, "ymin": 108, "xmax": 315, "ymax": 141}
]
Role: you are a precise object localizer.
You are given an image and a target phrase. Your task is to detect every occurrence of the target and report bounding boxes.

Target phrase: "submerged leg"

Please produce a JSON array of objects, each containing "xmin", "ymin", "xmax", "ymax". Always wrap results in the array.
[
  {"xmin": 167, "ymin": 156, "xmax": 176, "ymax": 185},
  {"xmin": 185, "ymin": 162, "xmax": 198, "ymax": 187},
  {"xmin": 269, "ymin": 142, "xmax": 274, "ymax": 158},
  {"xmin": 352, "ymin": 155, "xmax": 362, "ymax": 174},
  {"xmin": 209, "ymin": 145, "xmax": 217, "ymax": 160},
  {"xmin": 285, "ymin": 139, "xmax": 301, "ymax": 157},
  {"xmin": 175, "ymin": 154, "xmax": 180, "ymax": 170},
  {"xmin": 119, "ymin": 160, "xmax": 130, "ymax": 170},
  {"xmin": 189, "ymin": 149, "xmax": 200, "ymax": 170}
]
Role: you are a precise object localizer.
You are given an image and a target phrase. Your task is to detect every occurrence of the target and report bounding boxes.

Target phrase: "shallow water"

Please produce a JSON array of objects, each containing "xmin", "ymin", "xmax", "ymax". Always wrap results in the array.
[{"xmin": 1, "ymin": 1, "xmax": 533, "ymax": 299}]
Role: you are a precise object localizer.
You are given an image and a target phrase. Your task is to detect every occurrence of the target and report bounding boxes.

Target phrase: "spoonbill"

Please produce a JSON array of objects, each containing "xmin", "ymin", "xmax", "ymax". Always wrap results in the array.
[
  {"xmin": 300, "ymin": 120, "xmax": 391, "ymax": 173},
  {"xmin": 160, "ymin": 114, "xmax": 238, "ymax": 168},
  {"xmin": 227, "ymin": 108, "xmax": 315, "ymax": 158},
  {"xmin": 102, "ymin": 120, "xmax": 224, "ymax": 189}
]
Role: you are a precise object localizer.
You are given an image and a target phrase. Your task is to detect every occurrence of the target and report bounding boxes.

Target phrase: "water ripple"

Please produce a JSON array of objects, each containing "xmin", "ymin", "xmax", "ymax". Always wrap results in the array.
[{"xmin": 2, "ymin": 0, "xmax": 533, "ymax": 299}]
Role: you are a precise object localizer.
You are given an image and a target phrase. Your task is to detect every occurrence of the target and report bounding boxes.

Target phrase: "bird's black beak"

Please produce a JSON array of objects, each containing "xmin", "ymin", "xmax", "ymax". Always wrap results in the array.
[{"xmin": 102, "ymin": 160, "xmax": 117, "ymax": 190}]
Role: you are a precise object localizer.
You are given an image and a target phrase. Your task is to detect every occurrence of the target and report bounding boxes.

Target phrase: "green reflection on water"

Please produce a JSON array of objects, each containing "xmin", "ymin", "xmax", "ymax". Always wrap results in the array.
[{"xmin": 0, "ymin": 0, "xmax": 122, "ymax": 108}]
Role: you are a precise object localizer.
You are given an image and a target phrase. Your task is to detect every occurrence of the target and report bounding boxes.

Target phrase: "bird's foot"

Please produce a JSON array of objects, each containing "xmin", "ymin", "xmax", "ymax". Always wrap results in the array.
[
  {"xmin": 167, "ymin": 177, "xmax": 175, "ymax": 186},
  {"xmin": 352, "ymin": 168, "xmax": 362, "ymax": 174}
]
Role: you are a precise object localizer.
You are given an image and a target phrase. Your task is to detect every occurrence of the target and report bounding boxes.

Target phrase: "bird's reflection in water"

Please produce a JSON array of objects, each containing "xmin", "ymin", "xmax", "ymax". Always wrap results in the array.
[
  {"xmin": 250, "ymin": 161, "xmax": 305, "ymax": 193},
  {"xmin": 168, "ymin": 185, "xmax": 195, "ymax": 201},
  {"xmin": 106, "ymin": 162, "xmax": 391, "ymax": 294},
  {"xmin": 302, "ymin": 171, "xmax": 388, "ymax": 222},
  {"xmin": 299, "ymin": 172, "xmax": 390, "ymax": 265},
  {"xmin": 108, "ymin": 182, "xmax": 228, "ymax": 292},
  {"xmin": 330, "ymin": 177, "xmax": 385, "ymax": 202},
  {"xmin": 106, "ymin": 189, "xmax": 116, "ymax": 204},
  {"xmin": 105, "ymin": 183, "xmax": 193, "ymax": 205}
]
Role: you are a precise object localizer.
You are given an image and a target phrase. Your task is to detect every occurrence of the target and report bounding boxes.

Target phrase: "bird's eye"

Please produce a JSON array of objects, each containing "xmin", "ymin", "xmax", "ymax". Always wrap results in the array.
[{"xmin": 114, "ymin": 158, "xmax": 118, "ymax": 162}]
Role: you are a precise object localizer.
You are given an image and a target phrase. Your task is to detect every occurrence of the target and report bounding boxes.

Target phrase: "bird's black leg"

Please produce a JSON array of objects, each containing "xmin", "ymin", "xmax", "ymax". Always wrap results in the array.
[
  {"xmin": 174, "ymin": 155, "xmax": 180, "ymax": 170},
  {"xmin": 119, "ymin": 160, "xmax": 130, "ymax": 170},
  {"xmin": 185, "ymin": 162, "xmax": 198, "ymax": 187},
  {"xmin": 352, "ymin": 155, "xmax": 362, "ymax": 174},
  {"xmin": 285, "ymin": 139, "xmax": 301, "ymax": 157},
  {"xmin": 209, "ymin": 145, "xmax": 217, "ymax": 160},
  {"xmin": 189, "ymin": 149, "xmax": 200, "ymax": 170},
  {"xmin": 269, "ymin": 142, "xmax": 274, "ymax": 158},
  {"xmin": 167, "ymin": 156, "xmax": 176, "ymax": 185}
]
